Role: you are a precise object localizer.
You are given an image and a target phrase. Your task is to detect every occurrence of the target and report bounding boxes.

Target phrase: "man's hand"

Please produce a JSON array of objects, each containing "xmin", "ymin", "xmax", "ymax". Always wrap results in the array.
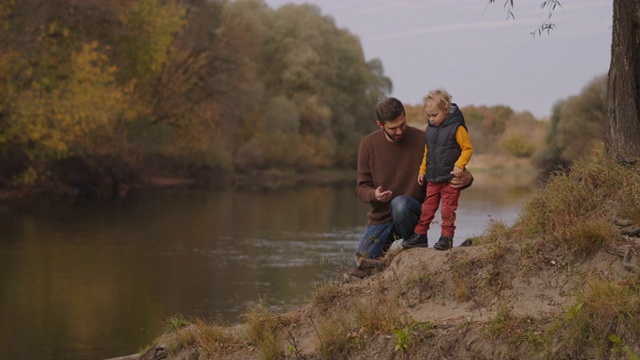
[
  {"xmin": 450, "ymin": 169, "xmax": 473, "ymax": 189},
  {"xmin": 375, "ymin": 186, "xmax": 393, "ymax": 202},
  {"xmin": 417, "ymin": 173, "xmax": 425, "ymax": 186}
]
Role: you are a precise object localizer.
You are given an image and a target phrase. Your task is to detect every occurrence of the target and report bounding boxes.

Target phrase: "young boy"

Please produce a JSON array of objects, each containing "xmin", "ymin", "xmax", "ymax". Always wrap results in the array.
[{"xmin": 401, "ymin": 89, "xmax": 473, "ymax": 250}]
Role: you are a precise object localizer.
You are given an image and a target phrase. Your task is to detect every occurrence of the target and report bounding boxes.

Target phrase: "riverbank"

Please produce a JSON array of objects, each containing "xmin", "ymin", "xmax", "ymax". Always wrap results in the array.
[
  {"xmin": 0, "ymin": 168, "xmax": 357, "ymax": 204},
  {"xmin": 130, "ymin": 154, "xmax": 640, "ymax": 359},
  {"xmin": 1, "ymin": 154, "xmax": 536, "ymax": 205}
]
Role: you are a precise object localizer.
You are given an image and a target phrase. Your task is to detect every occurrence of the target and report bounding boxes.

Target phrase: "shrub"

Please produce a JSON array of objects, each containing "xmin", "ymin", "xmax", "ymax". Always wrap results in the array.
[{"xmin": 502, "ymin": 133, "xmax": 536, "ymax": 158}]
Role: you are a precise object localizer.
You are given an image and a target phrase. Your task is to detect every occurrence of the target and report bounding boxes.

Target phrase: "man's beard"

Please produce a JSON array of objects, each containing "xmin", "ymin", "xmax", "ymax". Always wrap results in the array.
[{"xmin": 384, "ymin": 128, "xmax": 403, "ymax": 142}]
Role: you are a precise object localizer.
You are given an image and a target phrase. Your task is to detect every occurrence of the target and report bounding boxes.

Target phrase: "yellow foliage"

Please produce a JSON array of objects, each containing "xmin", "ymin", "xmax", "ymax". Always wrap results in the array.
[
  {"xmin": 297, "ymin": 134, "xmax": 336, "ymax": 169},
  {"xmin": 121, "ymin": 0, "xmax": 186, "ymax": 85},
  {"xmin": 10, "ymin": 41, "xmax": 130, "ymax": 160},
  {"xmin": 0, "ymin": 1, "xmax": 14, "ymax": 37}
]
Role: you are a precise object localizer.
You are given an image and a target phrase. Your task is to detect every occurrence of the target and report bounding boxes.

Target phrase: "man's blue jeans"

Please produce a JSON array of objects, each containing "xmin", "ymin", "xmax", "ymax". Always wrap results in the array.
[{"xmin": 356, "ymin": 195, "xmax": 422, "ymax": 259}]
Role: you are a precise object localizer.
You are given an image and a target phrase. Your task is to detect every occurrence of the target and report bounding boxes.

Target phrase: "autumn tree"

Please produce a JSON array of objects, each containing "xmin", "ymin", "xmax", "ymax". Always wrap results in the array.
[
  {"xmin": 0, "ymin": 0, "xmax": 393, "ymax": 193},
  {"xmin": 0, "ymin": 0, "xmax": 133, "ymax": 185},
  {"xmin": 129, "ymin": 0, "xmax": 256, "ymax": 176},
  {"xmin": 234, "ymin": 1, "xmax": 391, "ymax": 171},
  {"xmin": 533, "ymin": 75, "xmax": 607, "ymax": 172},
  {"xmin": 464, "ymin": 105, "xmax": 512, "ymax": 153}
]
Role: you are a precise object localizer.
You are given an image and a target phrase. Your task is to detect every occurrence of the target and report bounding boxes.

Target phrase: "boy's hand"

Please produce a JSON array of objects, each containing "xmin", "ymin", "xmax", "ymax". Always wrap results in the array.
[{"xmin": 417, "ymin": 173, "xmax": 425, "ymax": 186}]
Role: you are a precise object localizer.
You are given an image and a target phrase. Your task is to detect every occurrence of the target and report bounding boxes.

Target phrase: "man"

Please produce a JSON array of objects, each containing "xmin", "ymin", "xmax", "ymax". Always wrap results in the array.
[{"xmin": 355, "ymin": 97, "xmax": 473, "ymax": 260}]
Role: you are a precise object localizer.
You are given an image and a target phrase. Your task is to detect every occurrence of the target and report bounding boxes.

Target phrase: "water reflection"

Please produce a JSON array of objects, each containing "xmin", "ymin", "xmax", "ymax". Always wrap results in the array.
[{"xmin": 0, "ymin": 170, "xmax": 539, "ymax": 360}]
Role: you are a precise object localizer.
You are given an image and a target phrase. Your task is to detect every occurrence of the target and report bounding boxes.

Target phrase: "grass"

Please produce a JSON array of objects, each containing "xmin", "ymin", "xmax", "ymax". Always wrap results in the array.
[
  {"xmin": 242, "ymin": 300, "xmax": 294, "ymax": 360},
  {"xmin": 477, "ymin": 306, "xmax": 549, "ymax": 359},
  {"xmin": 315, "ymin": 313, "xmax": 363, "ymax": 358},
  {"xmin": 450, "ymin": 241, "xmax": 508, "ymax": 304},
  {"xmin": 517, "ymin": 153, "xmax": 638, "ymax": 259},
  {"xmin": 482, "ymin": 221, "xmax": 509, "ymax": 242},
  {"xmin": 147, "ymin": 315, "xmax": 245, "ymax": 359},
  {"xmin": 314, "ymin": 280, "xmax": 408, "ymax": 358},
  {"xmin": 191, "ymin": 319, "xmax": 244, "ymax": 359},
  {"xmin": 164, "ymin": 314, "xmax": 192, "ymax": 333},
  {"xmin": 493, "ymin": 152, "xmax": 639, "ymax": 301},
  {"xmin": 310, "ymin": 278, "xmax": 343, "ymax": 308},
  {"xmin": 544, "ymin": 275, "xmax": 640, "ymax": 359},
  {"xmin": 392, "ymin": 321, "xmax": 436, "ymax": 352}
]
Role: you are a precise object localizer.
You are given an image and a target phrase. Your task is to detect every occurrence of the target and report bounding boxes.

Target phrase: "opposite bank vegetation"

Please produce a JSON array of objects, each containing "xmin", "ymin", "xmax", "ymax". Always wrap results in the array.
[
  {"xmin": 126, "ymin": 152, "xmax": 640, "ymax": 360},
  {"xmin": 2, "ymin": 1, "xmax": 609, "ymax": 202}
]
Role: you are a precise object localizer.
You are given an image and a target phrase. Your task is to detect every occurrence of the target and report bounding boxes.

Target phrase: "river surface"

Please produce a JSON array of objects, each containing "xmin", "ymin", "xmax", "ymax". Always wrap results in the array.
[{"xmin": 0, "ymin": 170, "xmax": 539, "ymax": 360}]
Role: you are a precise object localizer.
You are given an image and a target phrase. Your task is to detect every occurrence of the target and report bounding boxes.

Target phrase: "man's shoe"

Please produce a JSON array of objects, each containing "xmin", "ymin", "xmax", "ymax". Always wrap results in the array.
[
  {"xmin": 401, "ymin": 234, "xmax": 429, "ymax": 249},
  {"xmin": 434, "ymin": 235, "xmax": 453, "ymax": 250}
]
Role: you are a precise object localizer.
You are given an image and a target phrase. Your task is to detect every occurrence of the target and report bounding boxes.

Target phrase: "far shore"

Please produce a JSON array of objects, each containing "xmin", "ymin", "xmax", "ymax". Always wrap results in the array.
[{"xmin": 0, "ymin": 158, "xmax": 539, "ymax": 204}]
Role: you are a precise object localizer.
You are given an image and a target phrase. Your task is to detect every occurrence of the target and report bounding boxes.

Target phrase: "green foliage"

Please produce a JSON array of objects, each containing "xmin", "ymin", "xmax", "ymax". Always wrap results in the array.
[
  {"xmin": 534, "ymin": 75, "xmax": 607, "ymax": 173},
  {"xmin": 392, "ymin": 321, "xmax": 435, "ymax": 352},
  {"xmin": 545, "ymin": 277, "xmax": 640, "ymax": 358},
  {"xmin": 119, "ymin": 0, "xmax": 185, "ymax": 87},
  {"xmin": 251, "ymin": 2, "xmax": 389, "ymax": 168},
  {"xmin": 263, "ymin": 95, "xmax": 301, "ymax": 135},
  {"xmin": 165, "ymin": 314, "xmax": 192, "ymax": 333},
  {"xmin": 298, "ymin": 95, "xmax": 332, "ymax": 136},
  {"xmin": 393, "ymin": 322, "xmax": 416, "ymax": 352},
  {"xmin": 609, "ymin": 334, "xmax": 640, "ymax": 360}
]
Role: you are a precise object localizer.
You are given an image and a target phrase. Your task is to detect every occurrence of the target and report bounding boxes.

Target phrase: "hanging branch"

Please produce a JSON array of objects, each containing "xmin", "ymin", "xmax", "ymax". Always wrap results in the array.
[{"xmin": 487, "ymin": 0, "xmax": 563, "ymax": 37}]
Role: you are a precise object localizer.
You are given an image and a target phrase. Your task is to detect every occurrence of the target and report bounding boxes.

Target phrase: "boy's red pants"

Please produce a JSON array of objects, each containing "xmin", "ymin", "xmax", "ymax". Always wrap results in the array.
[{"xmin": 414, "ymin": 181, "xmax": 460, "ymax": 238}]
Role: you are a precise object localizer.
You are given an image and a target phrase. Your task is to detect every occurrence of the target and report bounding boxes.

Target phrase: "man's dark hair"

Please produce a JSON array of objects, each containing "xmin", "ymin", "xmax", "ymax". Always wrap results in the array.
[{"xmin": 375, "ymin": 97, "xmax": 405, "ymax": 123}]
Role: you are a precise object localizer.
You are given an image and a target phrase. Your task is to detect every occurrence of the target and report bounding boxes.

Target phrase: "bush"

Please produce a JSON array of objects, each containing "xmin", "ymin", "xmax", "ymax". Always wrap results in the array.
[{"xmin": 502, "ymin": 133, "xmax": 536, "ymax": 158}]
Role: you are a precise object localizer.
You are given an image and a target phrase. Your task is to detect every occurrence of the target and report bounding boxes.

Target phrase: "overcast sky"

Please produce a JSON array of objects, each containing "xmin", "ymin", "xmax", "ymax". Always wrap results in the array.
[{"xmin": 262, "ymin": 0, "xmax": 612, "ymax": 119}]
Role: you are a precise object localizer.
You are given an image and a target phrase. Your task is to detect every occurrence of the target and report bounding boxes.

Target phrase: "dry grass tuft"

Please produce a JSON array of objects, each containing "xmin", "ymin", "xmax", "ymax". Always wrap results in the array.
[
  {"xmin": 146, "ymin": 316, "xmax": 245, "ymax": 359},
  {"xmin": 310, "ymin": 278, "xmax": 343, "ymax": 308},
  {"xmin": 242, "ymin": 301, "xmax": 295, "ymax": 360},
  {"xmin": 516, "ymin": 152, "xmax": 639, "ymax": 262},
  {"xmin": 450, "ymin": 242, "xmax": 508, "ymax": 304}
]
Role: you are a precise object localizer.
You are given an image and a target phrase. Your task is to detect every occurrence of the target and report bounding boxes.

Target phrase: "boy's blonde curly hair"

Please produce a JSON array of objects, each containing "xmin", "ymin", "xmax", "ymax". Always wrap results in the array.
[{"xmin": 423, "ymin": 89, "xmax": 452, "ymax": 111}]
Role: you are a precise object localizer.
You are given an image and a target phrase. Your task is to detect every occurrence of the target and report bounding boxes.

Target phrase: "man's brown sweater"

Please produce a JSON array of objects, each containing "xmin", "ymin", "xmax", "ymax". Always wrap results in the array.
[{"xmin": 356, "ymin": 126, "xmax": 426, "ymax": 225}]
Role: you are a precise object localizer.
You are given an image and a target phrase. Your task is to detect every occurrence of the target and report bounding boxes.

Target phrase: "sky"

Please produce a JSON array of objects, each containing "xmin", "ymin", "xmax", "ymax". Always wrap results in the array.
[{"xmin": 262, "ymin": 0, "xmax": 613, "ymax": 119}]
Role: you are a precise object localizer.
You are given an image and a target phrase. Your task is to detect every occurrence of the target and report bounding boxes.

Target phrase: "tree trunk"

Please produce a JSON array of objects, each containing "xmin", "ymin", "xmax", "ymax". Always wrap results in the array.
[{"xmin": 605, "ymin": 0, "xmax": 640, "ymax": 162}]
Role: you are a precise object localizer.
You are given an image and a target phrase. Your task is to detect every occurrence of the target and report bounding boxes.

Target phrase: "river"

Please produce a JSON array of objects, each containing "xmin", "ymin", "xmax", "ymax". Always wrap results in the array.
[{"xmin": 0, "ymin": 170, "xmax": 539, "ymax": 359}]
